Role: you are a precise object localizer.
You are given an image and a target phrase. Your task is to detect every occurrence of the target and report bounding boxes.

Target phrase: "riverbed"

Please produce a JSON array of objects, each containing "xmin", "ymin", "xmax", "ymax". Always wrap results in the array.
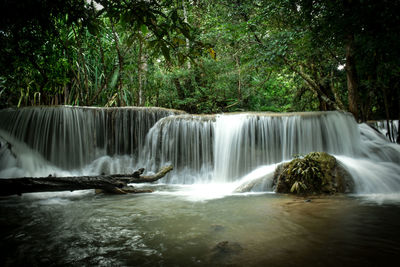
[{"xmin": 1, "ymin": 187, "xmax": 399, "ymax": 266}]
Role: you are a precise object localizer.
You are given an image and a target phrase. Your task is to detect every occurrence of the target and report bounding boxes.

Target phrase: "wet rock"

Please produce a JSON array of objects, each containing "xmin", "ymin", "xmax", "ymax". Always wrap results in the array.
[{"xmin": 273, "ymin": 152, "xmax": 353, "ymax": 195}]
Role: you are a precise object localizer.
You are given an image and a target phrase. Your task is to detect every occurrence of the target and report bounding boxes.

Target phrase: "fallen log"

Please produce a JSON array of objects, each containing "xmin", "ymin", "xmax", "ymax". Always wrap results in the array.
[{"xmin": 0, "ymin": 165, "xmax": 173, "ymax": 196}]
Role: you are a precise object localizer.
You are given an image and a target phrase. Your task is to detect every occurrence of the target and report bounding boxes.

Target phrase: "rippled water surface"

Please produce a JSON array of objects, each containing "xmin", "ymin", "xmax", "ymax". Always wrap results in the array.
[{"xmin": 1, "ymin": 187, "xmax": 400, "ymax": 267}]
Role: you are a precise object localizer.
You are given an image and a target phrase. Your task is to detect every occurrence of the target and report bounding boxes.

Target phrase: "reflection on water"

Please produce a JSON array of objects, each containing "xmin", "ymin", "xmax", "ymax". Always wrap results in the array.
[{"xmin": 1, "ymin": 190, "xmax": 400, "ymax": 266}]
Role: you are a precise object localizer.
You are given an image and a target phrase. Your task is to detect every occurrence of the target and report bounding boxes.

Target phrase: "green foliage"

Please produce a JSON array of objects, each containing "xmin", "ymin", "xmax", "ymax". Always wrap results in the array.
[
  {"xmin": 274, "ymin": 152, "xmax": 343, "ymax": 195},
  {"xmin": 0, "ymin": 0, "xmax": 399, "ymax": 118},
  {"xmin": 285, "ymin": 153, "xmax": 325, "ymax": 194}
]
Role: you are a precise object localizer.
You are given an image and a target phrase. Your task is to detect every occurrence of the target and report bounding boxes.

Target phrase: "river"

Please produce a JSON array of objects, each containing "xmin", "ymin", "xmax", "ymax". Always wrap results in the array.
[
  {"xmin": 1, "ymin": 107, "xmax": 400, "ymax": 266},
  {"xmin": 1, "ymin": 188, "xmax": 400, "ymax": 266}
]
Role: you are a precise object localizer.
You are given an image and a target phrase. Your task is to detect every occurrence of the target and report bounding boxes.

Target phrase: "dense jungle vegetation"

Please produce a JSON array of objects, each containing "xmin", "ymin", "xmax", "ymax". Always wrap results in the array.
[{"xmin": 1, "ymin": 0, "xmax": 399, "ymax": 121}]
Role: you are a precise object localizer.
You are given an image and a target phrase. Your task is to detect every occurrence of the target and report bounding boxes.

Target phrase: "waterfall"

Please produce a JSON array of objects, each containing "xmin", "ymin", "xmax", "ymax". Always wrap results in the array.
[
  {"xmin": 141, "ymin": 115, "xmax": 215, "ymax": 183},
  {"xmin": 370, "ymin": 120, "xmax": 399, "ymax": 143},
  {"xmin": 0, "ymin": 106, "xmax": 183, "ymax": 171},
  {"xmin": 212, "ymin": 112, "xmax": 361, "ymax": 182},
  {"xmin": 0, "ymin": 107, "xmax": 399, "ymax": 197},
  {"xmin": 358, "ymin": 123, "xmax": 400, "ymax": 163},
  {"xmin": 143, "ymin": 111, "xmax": 362, "ymax": 183},
  {"xmin": 333, "ymin": 122, "xmax": 400, "ymax": 196},
  {"xmin": 337, "ymin": 156, "xmax": 400, "ymax": 194}
]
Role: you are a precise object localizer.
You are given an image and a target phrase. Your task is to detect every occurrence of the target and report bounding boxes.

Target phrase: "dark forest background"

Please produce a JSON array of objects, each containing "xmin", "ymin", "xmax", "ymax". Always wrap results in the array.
[{"xmin": 1, "ymin": 0, "xmax": 399, "ymax": 122}]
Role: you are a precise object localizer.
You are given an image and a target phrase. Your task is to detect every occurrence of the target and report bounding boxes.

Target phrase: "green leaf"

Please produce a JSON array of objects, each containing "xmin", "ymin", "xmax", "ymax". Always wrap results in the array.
[
  {"xmin": 141, "ymin": 24, "xmax": 148, "ymax": 35},
  {"xmin": 109, "ymin": 69, "xmax": 119, "ymax": 89},
  {"xmin": 301, "ymin": 183, "xmax": 307, "ymax": 190},
  {"xmin": 290, "ymin": 181, "xmax": 299, "ymax": 193}
]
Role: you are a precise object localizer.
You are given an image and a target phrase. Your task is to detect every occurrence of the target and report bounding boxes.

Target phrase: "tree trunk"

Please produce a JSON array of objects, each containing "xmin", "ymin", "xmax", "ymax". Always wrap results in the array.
[
  {"xmin": 345, "ymin": 33, "xmax": 359, "ymax": 121},
  {"xmin": 0, "ymin": 165, "xmax": 173, "ymax": 196},
  {"xmin": 317, "ymin": 95, "xmax": 328, "ymax": 111},
  {"xmin": 382, "ymin": 87, "xmax": 393, "ymax": 142},
  {"xmin": 173, "ymin": 78, "xmax": 185, "ymax": 100},
  {"xmin": 284, "ymin": 58, "xmax": 342, "ymax": 111},
  {"xmin": 183, "ymin": 0, "xmax": 191, "ymax": 69},
  {"xmin": 330, "ymin": 70, "xmax": 345, "ymax": 110},
  {"xmin": 235, "ymin": 54, "xmax": 242, "ymax": 102}
]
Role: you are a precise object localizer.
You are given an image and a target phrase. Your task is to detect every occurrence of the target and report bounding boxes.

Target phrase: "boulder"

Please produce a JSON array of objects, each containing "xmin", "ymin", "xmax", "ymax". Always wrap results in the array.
[{"xmin": 273, "ymin": 152, "xmax": 353, "ymax": 195}]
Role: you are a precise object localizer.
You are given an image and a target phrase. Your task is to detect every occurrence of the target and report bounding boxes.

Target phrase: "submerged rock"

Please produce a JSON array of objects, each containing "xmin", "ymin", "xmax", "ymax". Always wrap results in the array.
[
  {"xmin": 208, "ymin": 241, "xmax": 243, "ymax": 263},
  {"xmin": 273, "ymin": 152, "xmax": 353, "ymax": 195},
  {"xmin": 210, "ymin": 224, "xmax": 225, "ymax": 232}
]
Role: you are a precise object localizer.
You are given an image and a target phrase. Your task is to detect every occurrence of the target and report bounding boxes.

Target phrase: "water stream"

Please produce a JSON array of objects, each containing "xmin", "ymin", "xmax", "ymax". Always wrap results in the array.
[{"xmin": 1, "ymin": 106, "xmax": 400, "ymax": 266}]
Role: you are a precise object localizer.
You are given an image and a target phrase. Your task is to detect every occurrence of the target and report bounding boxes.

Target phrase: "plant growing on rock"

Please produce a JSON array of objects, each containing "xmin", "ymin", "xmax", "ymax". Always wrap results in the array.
[
  {"xmin": 287, "ymin": 153, "xmax": 325, "ymax": 194},
  {"xmin": 274, "ymin": 152, "xmax": 351, "ymax": 195}
]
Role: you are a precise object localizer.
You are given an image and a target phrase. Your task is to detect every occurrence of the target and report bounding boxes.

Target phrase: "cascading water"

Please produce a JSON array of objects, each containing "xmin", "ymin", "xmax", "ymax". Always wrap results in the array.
[
  {"xmin": 0, "ymin": 106, "xmax": 183, "ymax": 174},
  {"xmin": 0, "ymin": 107, "xmax": 399, "ymax": 199},
  {"xmin": 2, "ymin": 107, "xmax": 400, "ymax": 267},
  {"xmin": 371, "ymin": 119, "xmax": 399, "ymax": 143},
  {"xmin": 334, "ymin": 122, "xmax": 400, "ymax": 197},
  {"xmin": 143, "ymin": 111, "xmax": 363, "ymax": 184},
  {"xmin": 212, "ymin": 112, "xmax": 361, "ymax": 182},
  {"xmin": 140, "ymin": 115, "xmax": 215, "ymax": 184}
]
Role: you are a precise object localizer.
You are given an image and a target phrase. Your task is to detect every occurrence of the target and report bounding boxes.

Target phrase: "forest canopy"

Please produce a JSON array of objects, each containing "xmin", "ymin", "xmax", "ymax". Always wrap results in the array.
[{"xmin": 0, "ymin": 0, "xmax": 399, "ymax": 121}]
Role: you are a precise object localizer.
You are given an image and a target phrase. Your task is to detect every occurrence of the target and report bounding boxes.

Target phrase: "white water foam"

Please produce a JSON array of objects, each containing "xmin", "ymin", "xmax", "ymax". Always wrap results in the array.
[
  {"xmin": 1, "ymin": 108, "xmax": 400, "ymax": 202},
  {"xmin": 337, "ymin": 156, "xmax": 400, "ymax": 194},
  {"xmin": 148, "ymin": 164, "xmax": 277, "ymax": 201}
]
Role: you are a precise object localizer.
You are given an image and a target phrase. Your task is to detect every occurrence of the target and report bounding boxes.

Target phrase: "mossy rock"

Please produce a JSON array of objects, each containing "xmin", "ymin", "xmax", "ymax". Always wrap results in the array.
[{"xmin": 273, "ymin": 152, "xmax": 353, "ymax": 195}]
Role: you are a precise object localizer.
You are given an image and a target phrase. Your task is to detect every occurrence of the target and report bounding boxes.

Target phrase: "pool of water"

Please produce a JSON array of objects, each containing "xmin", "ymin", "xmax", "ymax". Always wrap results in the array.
[{"xmin": 1, "ymin": 187, "xmax": 400, "ymax": 266}]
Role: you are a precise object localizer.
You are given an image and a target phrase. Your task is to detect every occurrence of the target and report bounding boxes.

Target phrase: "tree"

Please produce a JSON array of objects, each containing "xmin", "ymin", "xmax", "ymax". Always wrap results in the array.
[
  {"xmin": 0, "ymin": 0, "xmax": 399, "ymax": 119},
  {"xmin": 0, "ymin": 0, "xmax": 199, "ymax": 108}
]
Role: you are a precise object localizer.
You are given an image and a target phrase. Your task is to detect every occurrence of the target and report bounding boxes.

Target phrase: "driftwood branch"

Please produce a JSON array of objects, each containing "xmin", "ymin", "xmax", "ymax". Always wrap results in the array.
[
  {"xmin": 124, "ymin": 165, "xmax": 174, "ymax": 183},
  {"xmin": 0, "ymin": 165, "xmax": 173, "ymax": 196}
]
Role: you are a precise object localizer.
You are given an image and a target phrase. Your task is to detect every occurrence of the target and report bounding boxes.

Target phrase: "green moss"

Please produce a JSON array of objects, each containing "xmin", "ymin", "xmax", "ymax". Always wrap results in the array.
[{"xmin": 274, "ymin": 152, "xmax": 350, "ymax": 195}]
